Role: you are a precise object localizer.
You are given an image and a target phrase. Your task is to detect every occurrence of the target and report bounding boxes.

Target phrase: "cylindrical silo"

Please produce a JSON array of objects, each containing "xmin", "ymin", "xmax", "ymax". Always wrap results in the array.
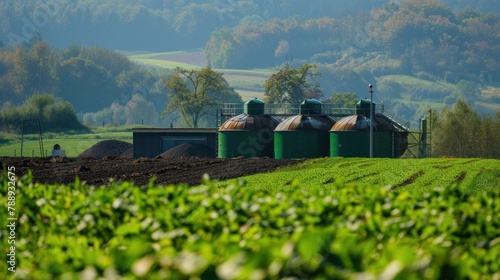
[
  {"xmin": 330, "ymin": 99, "xmax": 408, "ymax": 158},
  {"xmin": 274, "ymin": 99, "xmax": 336, "ymax": 159},
  {"xmin": 218, "ymin": 98, "xmax": 280, "ymax": 158}
]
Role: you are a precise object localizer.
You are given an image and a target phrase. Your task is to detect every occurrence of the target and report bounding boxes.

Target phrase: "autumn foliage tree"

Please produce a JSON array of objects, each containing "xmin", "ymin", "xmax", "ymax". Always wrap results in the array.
[{"xmin": 13, "ymin": 41, "xmax": 59, "ymax": 96}]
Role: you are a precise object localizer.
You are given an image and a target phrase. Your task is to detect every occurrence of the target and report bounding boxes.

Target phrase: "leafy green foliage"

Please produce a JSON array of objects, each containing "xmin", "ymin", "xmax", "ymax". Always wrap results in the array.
[
  {"xmin": 13, "ymin": 41, "xmax": 59, "ymax": 96},
  {"xmin": 1, "ymin": 42, "xmax": 170, "ymax": 120},
  {"xmin": 0, "ymin": 168, "xmax": 499, "ymax": 279},
  {"xmin": 322, "ymin": 92, "xmax": 358, "ymax": 108},
  {"xmin": 0, "ymin": 94, "xmax": 88, "ymax": 133},
  {"xmin": 433, "ymin": 99, "xmax": 500, "ymax": 158},
  {"xmin": 221, "ymin": 158, "xmax": 500, "ymax": 195},
  {"xmin": 264, "ymin": 63, "xmax": 322, "ymax": 104},
  {"xmin": 163, "ymin": 67, "xmax": 242, "ymax": 127}
]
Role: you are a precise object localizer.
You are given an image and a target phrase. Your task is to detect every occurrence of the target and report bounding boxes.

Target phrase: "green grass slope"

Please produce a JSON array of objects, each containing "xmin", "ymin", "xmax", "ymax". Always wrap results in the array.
[{"xmin": 127, "ymin": 51, "xmax": 272, "ymax": 100}]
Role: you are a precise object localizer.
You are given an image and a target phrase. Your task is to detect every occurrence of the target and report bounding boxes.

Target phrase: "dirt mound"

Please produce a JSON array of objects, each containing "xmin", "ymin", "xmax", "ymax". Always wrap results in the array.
[
  {"xmin": 160, "ymin": 143, "xmax": 215, "ymax": 158},
  {"xmin": 121, "ymin": 147, "xmax": 134, "ymax": 158},
  {"xmin": 78, "ymin": 140, "xmax": 133, "ymax": 158}
]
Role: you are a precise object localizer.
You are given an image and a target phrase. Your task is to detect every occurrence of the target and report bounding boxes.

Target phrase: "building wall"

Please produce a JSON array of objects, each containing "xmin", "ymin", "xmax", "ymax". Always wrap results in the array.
[{"xmin": 133, "ymin": 128, "xmax": 217, "ymax": 158}]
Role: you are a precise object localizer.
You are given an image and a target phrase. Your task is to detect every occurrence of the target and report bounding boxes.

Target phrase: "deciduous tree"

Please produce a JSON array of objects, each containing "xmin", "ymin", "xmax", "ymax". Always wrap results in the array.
[
  {"xmin": 264, "ymin": 62, "xmax": 322, "ymax": 104},
  {"xmin": 163, "ymin": 67, "xmax": 240, "ymax": 128},
  {"xmin": 432, "ymin": 99, "xmax": 500, "ymax": 158},
  {"xmin": 13, "ymin": 41, "xmax": 59, "ymax": 96},
  {"xmin": 322, "ymin": 92, "xmax": 358, "ymax": 108}
]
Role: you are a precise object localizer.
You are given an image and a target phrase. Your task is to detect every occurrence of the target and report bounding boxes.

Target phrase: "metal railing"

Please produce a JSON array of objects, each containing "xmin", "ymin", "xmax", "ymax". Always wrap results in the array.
[
  {"xmin": 380, "ymin": 108, "xmax": 412, "ymax": 130},
  {"xmin": 218, "ymin": 102, "xmax": 411, "ymax": 132},
  {"xmin": 219, "ymin": 103, "xmax": 382, "ymax": 117}
]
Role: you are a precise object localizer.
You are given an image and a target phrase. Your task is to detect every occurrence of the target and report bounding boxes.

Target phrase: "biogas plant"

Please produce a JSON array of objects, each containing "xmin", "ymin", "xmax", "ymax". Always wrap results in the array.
[
  {"xmin": 133, "ymin": 97, "xmax": 430, "ymax": 159},
  {"xmin": 218, "ymin": 98, "xmax": 410, "ymax": 159}
]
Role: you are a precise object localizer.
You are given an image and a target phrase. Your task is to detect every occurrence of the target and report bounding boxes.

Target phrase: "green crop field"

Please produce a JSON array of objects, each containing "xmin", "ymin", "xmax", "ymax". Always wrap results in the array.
[
  {"xmin": 1, "ymin": 158, "xmax": 499, "ymax": 279},
  {"xmin": 0, "ymin": 127, "xmax": 134, "ymax": 157},
  {"xmin": 220, "ymin": 158, "xmax": 500, "ymax": 195}
]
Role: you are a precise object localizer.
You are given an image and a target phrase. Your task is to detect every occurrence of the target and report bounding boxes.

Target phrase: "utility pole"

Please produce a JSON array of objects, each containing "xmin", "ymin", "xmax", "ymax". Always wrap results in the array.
[
  {"xmin": 21, "ymin": 118, "xmax": 44, "ymax": 158},
  {"xmin": 369, "ymin": 84, "xmax": 374, "ymax": 158},
  {"xmin": 428, "ymin": 109, "xmax": 432, "ymax": 157}
]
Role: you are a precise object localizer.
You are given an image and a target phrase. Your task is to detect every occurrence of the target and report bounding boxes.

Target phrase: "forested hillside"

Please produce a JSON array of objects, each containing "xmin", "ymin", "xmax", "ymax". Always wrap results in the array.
[
  {"xmin": 206, "ymin": 2, "xmax": 500, "ymax": 84},
  {"xmin": 0, "ymin": 41, "xmax": 171, "ymax": 128},
  {"xmin": 204, "ymin": 1, "xmax": 500, "ymax": 120},
  {"xmin": 0, "ymin": 41, "xmax": 243, "ymax": 130},
  {"xmin": 0, "ymin": 0, "xmax": 498, "ymax": 51}
]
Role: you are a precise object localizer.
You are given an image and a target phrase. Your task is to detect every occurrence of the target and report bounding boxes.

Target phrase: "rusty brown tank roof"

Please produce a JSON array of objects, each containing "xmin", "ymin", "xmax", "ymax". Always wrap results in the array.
[
  {"xmin": 219, "ymin": 114, "xmax": 280, "ymax": 131},
  {"xmin": 275, "ymin": 115, "xmax": 336, "ymax": 131},
  {"xmin": 331, "ymin": 115, "xmax": 395, "ymax": 131}
]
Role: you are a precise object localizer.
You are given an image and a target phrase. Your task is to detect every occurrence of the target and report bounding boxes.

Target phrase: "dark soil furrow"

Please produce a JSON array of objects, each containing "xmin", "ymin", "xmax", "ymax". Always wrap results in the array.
[{"xmin": 0, "ymin": 156, "xmax": 303, "ymax": 186}]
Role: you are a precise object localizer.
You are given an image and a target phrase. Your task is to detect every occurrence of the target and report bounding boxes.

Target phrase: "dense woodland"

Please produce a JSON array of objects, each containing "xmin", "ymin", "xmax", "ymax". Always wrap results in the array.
[
  {"xmin": 0, "ymin": 0, "xmax": 385, "ymax": 50},
  {"xmin": 1, "ymin": 0, "xmax": 499, "ymax": 50}
]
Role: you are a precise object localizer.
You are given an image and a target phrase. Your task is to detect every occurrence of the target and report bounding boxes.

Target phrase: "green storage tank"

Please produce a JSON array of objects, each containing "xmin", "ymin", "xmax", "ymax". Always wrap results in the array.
[
  {"xmin": 356, "ymin": 98, "xmax": 373, "ymax": 115},
  {"xmin": 330, "ymin": 110, "xmax": 409, "ymax": 158},
  {"xmin": 218, "ymin": 99, "xmax": 280, "ymax": 158},
  {"xmin": 274, "ymin": 99, "xmax": 336, "ymax": 159},
  {"xmin": 244, "ymin": 98, "xmax": 265, "ymax": 115}
]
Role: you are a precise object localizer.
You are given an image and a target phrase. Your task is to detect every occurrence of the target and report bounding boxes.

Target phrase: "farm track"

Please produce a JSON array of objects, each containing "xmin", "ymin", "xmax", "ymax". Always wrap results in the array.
[{"xmin": 0, "ymin": 156, "xmax": 303, "ymax": 186}]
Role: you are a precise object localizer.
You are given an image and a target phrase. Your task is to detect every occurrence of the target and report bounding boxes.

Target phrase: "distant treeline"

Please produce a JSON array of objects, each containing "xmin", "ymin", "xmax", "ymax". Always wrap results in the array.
[
  {"xmin": 0, "ymin": 41, "xmax": 170, "ymax": 126},
  {"xmin": 207, "ymin": 0, "xmax": 500, "ymax": 81},
  {"xmin": 0, "ymin": 94, "xmax": 88, "ymax": 133},
  {"xmin": 433, "ymin": 100, "xmax": 500, "ymax": 159},
  {"xmin": 0, "ymin": 0, "xmax": 498, "ymax": 51}
]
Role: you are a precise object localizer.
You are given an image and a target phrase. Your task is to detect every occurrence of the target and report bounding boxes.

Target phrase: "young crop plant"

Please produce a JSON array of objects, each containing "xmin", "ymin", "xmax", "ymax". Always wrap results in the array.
[{"xmin": 0, "ymin": 169, "xmax": 499, "ymax": 279}]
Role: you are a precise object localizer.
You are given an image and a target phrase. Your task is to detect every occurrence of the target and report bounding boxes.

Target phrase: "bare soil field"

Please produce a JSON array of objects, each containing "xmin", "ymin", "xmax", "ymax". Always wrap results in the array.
[{"xmin": 0, "ymin": 156, "xmax": 302, "ymax": 186}]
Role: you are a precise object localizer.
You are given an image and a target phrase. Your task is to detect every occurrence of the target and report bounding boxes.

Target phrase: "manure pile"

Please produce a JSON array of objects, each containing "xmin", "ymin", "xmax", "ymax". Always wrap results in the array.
[
  {"xmin": 160, "ymin": 143, "xmax": 215, "ymax": 158},
  {"xmin": 78, "ymin": 140, "xmax": 133, "ymax": 158}
]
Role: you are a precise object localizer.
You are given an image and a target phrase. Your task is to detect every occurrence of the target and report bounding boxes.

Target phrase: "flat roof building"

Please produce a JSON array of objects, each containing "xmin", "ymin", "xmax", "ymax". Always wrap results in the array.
[{"xmin": 133, "ymin": 128, "xmax": 217, "ymax": 158}]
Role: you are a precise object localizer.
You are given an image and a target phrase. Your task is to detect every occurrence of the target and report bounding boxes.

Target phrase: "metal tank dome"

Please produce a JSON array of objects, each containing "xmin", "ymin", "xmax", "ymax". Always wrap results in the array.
[
  {"xmin": 330, "ymin": 99, "xmax": 408, "ymax": 158},
  {"xmin": 274, "ymin": 99, "xmax": 336, "ymax": 159},
  {"xmin": 332, "ymin": 114, "xmax": 395, "ymax": 132},
  {"xmin": 218, "ymin": 98, "xmax": 280, "ymax": 158}
]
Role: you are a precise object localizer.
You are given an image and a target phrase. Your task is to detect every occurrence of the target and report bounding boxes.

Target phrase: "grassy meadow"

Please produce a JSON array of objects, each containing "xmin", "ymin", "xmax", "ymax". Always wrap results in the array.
[
  {"xmin": 0, "ymin": 127, "xmax": 134, "ymax": 157},
  {"xmin": 127, "ymin": 50, "xmax": 272, "ymax": 100}
]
